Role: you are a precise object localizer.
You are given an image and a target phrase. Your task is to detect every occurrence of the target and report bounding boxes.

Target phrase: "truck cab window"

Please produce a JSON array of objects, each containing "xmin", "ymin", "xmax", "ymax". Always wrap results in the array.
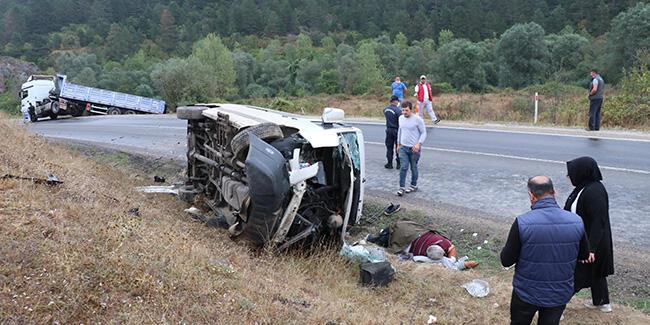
[{"xmin": 20, "ymin": 90, "xmax": 28, "ymax": 99}]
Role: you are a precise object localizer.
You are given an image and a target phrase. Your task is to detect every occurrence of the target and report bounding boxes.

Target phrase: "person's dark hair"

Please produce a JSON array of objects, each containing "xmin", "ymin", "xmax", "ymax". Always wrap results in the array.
[
  {"xmin": 591, "ymin": 68, "xmax": 599, "ymax": 74},
  {"xmin": 401, "ymin": 101, "xmax": 412, "ymax": 109},
  {"xmin": 527, "ymin": 176, "xmax": 554, "ymax": 198}
]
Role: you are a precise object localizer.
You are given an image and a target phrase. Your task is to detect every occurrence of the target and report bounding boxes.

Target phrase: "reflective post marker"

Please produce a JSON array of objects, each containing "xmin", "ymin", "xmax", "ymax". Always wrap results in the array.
[{"xmin": 534, "ymin": 92, "xmax": 539, "ymax": 124}]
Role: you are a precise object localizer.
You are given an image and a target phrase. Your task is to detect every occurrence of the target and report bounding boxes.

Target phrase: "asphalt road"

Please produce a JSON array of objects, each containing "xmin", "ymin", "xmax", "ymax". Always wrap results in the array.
[{"xmin": 28, "ymin": 115, "xmax": 650, "ymax": 249}]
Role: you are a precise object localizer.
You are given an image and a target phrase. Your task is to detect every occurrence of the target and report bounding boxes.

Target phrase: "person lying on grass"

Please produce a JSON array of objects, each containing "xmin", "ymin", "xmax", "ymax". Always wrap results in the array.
[{"xmin": 367, "ymin": 220, "xmax": 479, "ymax": 270}]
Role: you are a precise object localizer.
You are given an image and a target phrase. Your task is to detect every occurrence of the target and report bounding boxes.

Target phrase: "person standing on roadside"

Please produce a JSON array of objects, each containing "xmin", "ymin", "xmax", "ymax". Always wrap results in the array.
[
  {"xmin": 391, "ymin": 76, "xmax": 408, "ymax": 103},
  {"xmin": 396, "ymin": 101, "xmax": 426, "ymax": 196},
  {"xmin": 501, "ymin": 176, "xmax": 589, "ymax": 325},
  {"xmin": 587, "ymin": 69, "xmax": 605, "ymax": 131},
  {"xmin": 384, "ymin": 95, "xmax": 402, "ymax": 169},
  {"xmin": 564, "ymin": 156, "xmax": 614, "ymax": 313},
  {"xmin": 414, "ymin": 75, "xmax": 439, "ymax": 124}
]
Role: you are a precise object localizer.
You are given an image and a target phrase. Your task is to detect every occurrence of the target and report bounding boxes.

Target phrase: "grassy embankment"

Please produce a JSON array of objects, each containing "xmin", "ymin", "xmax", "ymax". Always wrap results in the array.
[{"xmin": 1, "ymin": 115, "xmax": 648, "ymax": 324}]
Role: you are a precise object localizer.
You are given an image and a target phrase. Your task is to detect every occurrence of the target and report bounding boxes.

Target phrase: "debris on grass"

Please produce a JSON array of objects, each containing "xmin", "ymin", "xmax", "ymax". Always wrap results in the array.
[{"xmin": 462, "ymin": 279, "xmax": 490, "ymax": 298}]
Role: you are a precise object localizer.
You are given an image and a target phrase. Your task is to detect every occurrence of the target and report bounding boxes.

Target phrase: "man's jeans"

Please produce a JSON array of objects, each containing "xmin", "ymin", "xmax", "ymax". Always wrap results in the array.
[
  {"xmin": 399, "ymin": 146, "xmax": 420, "ymax": 188},
  {"xmin": 418, "ymin": 100, "xmax": 437, "ymax": 122},
  {"xmin": 588, "ymin": 98, "xmax": 603, "ymax": 130}
]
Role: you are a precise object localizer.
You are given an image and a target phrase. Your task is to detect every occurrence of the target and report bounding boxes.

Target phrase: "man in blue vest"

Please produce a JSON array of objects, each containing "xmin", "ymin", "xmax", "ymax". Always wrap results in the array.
[{"xmin": 501, "ymin": 176, "xmax": 589, "ymax": 325}]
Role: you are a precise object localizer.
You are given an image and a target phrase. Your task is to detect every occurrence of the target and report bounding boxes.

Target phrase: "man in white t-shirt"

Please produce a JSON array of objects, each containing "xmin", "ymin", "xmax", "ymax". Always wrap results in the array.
[{"xmin": 414, "ymin": 75, "xmax": 439, "ymax": 124}]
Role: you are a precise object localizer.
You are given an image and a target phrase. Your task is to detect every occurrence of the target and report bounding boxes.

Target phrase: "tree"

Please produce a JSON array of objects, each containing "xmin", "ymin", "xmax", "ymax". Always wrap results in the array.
[
  {"xmin": 151, "ymin": 57, "xmax": 215, "ymax": 109},
  {"xmin": 496, "ymin": 22, "xmax": 549, "ymax": 88},
  {"xmin": 605, "ymin": 3, "xmax": 650, "ymax": 81},
  {"xmin": 157, "ymin": 8, "xmax": 178, "ymax": 53},
  {"xmin": 544, "ymin": 32, "xmax": 589, "ymax": 81},
  {"xmin": 354, "ymin": 41, "xmax": 384, "ymax": 95},
  {"xmin": 438, "ymin": 30, "xmax": 454, "ymax": 47},
  {"xmin": 436, "ymin": 39, "xmax": 488, "ymax": 91},
  {"xmin": 191, "ymin": 34, "xmax": 237, "ymax": 98},
  {"xmin": 103, "ymin": 24, "xmax": 141, "ymax": 60}
]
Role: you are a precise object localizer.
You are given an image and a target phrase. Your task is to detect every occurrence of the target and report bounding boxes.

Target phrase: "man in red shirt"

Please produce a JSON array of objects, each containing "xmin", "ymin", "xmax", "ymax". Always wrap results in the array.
[{"xmin": 414, "ymin": 75, "xmax": 440, "ymax": 124}]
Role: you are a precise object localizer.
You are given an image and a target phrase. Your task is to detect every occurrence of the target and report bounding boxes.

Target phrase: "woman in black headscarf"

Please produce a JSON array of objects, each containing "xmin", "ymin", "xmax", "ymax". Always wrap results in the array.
[{"xmin": 564, "ymin": 156, "xmax": 614, "ymax": 312}]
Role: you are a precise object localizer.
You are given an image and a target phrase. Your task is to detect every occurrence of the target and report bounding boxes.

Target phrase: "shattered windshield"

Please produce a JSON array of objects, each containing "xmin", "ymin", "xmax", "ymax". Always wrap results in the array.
[{"xmin": 338, "ymin": 132, "xmax": 361, "ymax": 171}]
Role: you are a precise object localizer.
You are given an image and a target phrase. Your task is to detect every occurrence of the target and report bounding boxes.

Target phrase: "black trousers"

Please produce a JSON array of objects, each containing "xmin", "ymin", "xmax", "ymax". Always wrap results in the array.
[
  {"xmin": 590, "ymin": 276, "xmax": 610, "ymax": 305},
  {"xmin": 510, "ymin": 291, "xmax": 565, "ymax": 325},
  {"xmin": 385, "ymin": 128, "xmax": 398, "ymax": 164},
  {"xmin": 588, "ymin": 98, "xmax": 603, "ymax": 130}
]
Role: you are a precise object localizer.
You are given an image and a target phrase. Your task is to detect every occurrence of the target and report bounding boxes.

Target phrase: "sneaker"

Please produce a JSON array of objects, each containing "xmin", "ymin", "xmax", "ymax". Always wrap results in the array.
[
  {"xmin": 396, "ymin": 188, "xmax": 405, "ymax": 196},
  {"xmin": 584, "ymin": 301, "xmax": 612, "ymax": 313},
  {"xmin": 405, "ymin": 185, "xmax": 418, "ymax": 193},
  {"xmin": 433, "ymin": 118, "xmax": 441, "ymax": 124},
  {"xmin": 384, "ymin": 163, "xmax": 393, "ymax": 169}
]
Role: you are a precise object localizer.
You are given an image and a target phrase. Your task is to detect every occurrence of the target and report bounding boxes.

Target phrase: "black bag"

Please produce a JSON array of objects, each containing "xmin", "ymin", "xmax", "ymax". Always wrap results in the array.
[{"xmin": 360, "ymin": 261, "xmax": 395, "ymax": 287}]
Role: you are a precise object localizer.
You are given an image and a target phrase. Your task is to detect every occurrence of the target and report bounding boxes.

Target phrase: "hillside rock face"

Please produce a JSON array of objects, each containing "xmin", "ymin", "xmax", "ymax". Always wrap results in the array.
[{"xmin": 0, "ymin": 56, "xmax": 38, "ymax": 93}]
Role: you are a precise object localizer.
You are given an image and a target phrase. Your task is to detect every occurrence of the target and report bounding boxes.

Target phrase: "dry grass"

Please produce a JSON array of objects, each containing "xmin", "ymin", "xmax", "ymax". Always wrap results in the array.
[
  {"xmin": 1, "ymin": 115, "xmax": 648, "ymax": 324},
  {"xmin": 240, "ymin": 91, "xmax": 593, "ymax": 127}
]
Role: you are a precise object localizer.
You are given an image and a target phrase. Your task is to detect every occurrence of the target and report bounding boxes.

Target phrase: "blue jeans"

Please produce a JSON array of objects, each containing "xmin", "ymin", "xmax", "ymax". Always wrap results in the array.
[{"xmin": 399, "ymin": 146, "xmax": 420, "ymax": 188}]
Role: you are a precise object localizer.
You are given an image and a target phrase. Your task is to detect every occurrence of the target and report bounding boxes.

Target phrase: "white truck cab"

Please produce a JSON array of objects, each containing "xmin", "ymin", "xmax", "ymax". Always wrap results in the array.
[{"xmin": 20, "ymin": 75, "xmax": 57, "ymax": 122}]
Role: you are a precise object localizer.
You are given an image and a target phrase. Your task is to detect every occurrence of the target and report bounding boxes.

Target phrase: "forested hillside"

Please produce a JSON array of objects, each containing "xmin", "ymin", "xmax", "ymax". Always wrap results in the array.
[{"xmin": 1, "ymin": 0, "xmax": 648, "ymax": 112}]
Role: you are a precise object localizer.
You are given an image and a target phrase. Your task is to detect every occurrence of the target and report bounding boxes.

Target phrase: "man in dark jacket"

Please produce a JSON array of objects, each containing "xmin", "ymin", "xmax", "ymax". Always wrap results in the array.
[
  {"xmin": 501, "ymin": 176, "xmax": 589, "ymax": 325},
  {"xmin": 384, "ymin": 95, "xmax": 401, "ymax": 169}
]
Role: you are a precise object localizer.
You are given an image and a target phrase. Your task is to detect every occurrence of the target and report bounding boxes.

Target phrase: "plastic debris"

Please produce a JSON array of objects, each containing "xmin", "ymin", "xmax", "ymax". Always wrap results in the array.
[
  {"xmin": 427, "ymin": 315, "xmax": 437, "ymax": 324},
  {"xmin": 483, "ymin": 240, "xmax": 489, "ymax": 244},
  {"xmin": 153, "ymin": 175, "xmax": 166, "ymax": 183},
  {"xmin": 136, "ymin": 185, "xmax": 179, "ymax": 194},
  {"xmin": 340, "ymin": 242, "xmax": 386, "ymax": 263},
  {"xmin": 462, "ymin": 279, "xmax": 490, "ymax": 298},
  {"xmin": 128, "ymin": 207, "xmax": 140, "ymax": 217},
  {"xmin": 472, "ymin": 233, "xmax": 478, "ymax": 237},
  {"xmin": 477, "ymin": 246, "xmax": 482, "ymax": 250}
]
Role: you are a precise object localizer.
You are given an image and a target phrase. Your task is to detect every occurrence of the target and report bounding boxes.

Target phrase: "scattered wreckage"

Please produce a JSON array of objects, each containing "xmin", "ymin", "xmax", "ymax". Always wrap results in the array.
[{"xmin": 175, "ymin": 104, "xmax": 365, "ymax": 250}]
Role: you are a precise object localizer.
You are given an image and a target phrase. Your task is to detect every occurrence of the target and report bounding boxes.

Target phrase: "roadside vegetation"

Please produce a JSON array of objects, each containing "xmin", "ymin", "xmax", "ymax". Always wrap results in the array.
[{"xmin": 2, "ymin": 115, "xmax": 649, "ymax": 323}]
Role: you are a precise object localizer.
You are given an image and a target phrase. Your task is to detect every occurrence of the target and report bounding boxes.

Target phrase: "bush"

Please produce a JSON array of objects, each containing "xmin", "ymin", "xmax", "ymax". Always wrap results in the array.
[
  {"xmin": 434, "ymin": 82, "xmax": 455, "ymax": 94},
  {"xmin": 0, "ymin": 92, "xmax": 20, "ymax": 116},
  {"xmin": 606, "ymin": 64, "xmax": 650, "ymax": 128}
]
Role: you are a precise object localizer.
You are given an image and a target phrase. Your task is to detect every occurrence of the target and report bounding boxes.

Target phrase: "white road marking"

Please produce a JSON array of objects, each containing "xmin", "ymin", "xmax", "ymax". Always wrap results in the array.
[
  {"xmin": 351, "ymin": 121, "xmax": 650, "ymax": 143},
  {"xmin": 365, "ymin": 141, "xmax": 650, "ymax": 175}
]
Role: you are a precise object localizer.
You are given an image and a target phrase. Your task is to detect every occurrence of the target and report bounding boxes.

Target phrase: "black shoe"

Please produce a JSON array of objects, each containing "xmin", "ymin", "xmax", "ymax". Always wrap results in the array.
[
  {"xmin": 433, "ymin": 118, "xmax": 441, "ymax": 124},
  {"xmin": 384, "ymin": 163, "xmax": 393, "ymax": 169},
  {"xmin": 384, "ymin": 203, "xmax": 401, "ymax": 215},
  {"xmin": 396, "ymin": 161, "xmax": 401, "ymax": 169}
]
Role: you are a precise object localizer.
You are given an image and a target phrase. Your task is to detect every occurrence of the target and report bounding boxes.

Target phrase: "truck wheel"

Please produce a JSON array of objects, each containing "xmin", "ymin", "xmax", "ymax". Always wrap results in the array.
[
  {"xmin": 230, "ymin": 123, "xmax": 284, "ymax": 161},
  {"xmin": 124, "ymin": 110, "xmax": 136, "ymax": 115},
  {"xmin": 49, "ymin": 102, "xmax": 59, "ymax": 120},
  {"xmin": 70, "ymin": 104, "xmax": 83, "ymax": 117},
  {"xmin": 107, "ymin": 107, "xmax": 121, "ymax": 115},
  {"xmin": 177, "ymin": 106, "xmax": 208, "ymax": 120}
]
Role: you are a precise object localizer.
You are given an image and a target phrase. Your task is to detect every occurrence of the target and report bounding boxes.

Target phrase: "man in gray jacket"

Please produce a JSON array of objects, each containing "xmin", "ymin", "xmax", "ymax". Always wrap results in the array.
[
  {"xmin": 588, "ymin": 69, "xmax": 605, "ymax": 131},
  {"xmin": 396, "ymin": 101, "xmax": 427, "ymax": 196}
]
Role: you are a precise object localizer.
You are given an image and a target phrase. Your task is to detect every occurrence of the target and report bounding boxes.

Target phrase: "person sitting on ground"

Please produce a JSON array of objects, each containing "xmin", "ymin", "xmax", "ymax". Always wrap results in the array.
[{"xmin": 367, "ymin": 220, "xmax": 479, "ymax": 270}]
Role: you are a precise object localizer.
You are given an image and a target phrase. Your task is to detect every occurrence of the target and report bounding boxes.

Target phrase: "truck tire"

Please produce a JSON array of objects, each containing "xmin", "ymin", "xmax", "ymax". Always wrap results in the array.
[
  {"xmin": 107, "ymin": 107, "xmax": 121, "ymax": 115},
  {"xmin": 177, "ymin": 106, "xmax": 208, "ymax": 120},
  {"xmin": 124, "ymin": 110, "xmax": 137, "ymax": 115},
  {"xmin": 49, "ymin": 102, "xmax": 59, "ymax": 120},
  {"xmin": 231, "ymin": 123, "xmax": 284, "ymax": 161},
  {"xmin": 69, "ymin": 104, "xmax": 83, "ymax": 117}
]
